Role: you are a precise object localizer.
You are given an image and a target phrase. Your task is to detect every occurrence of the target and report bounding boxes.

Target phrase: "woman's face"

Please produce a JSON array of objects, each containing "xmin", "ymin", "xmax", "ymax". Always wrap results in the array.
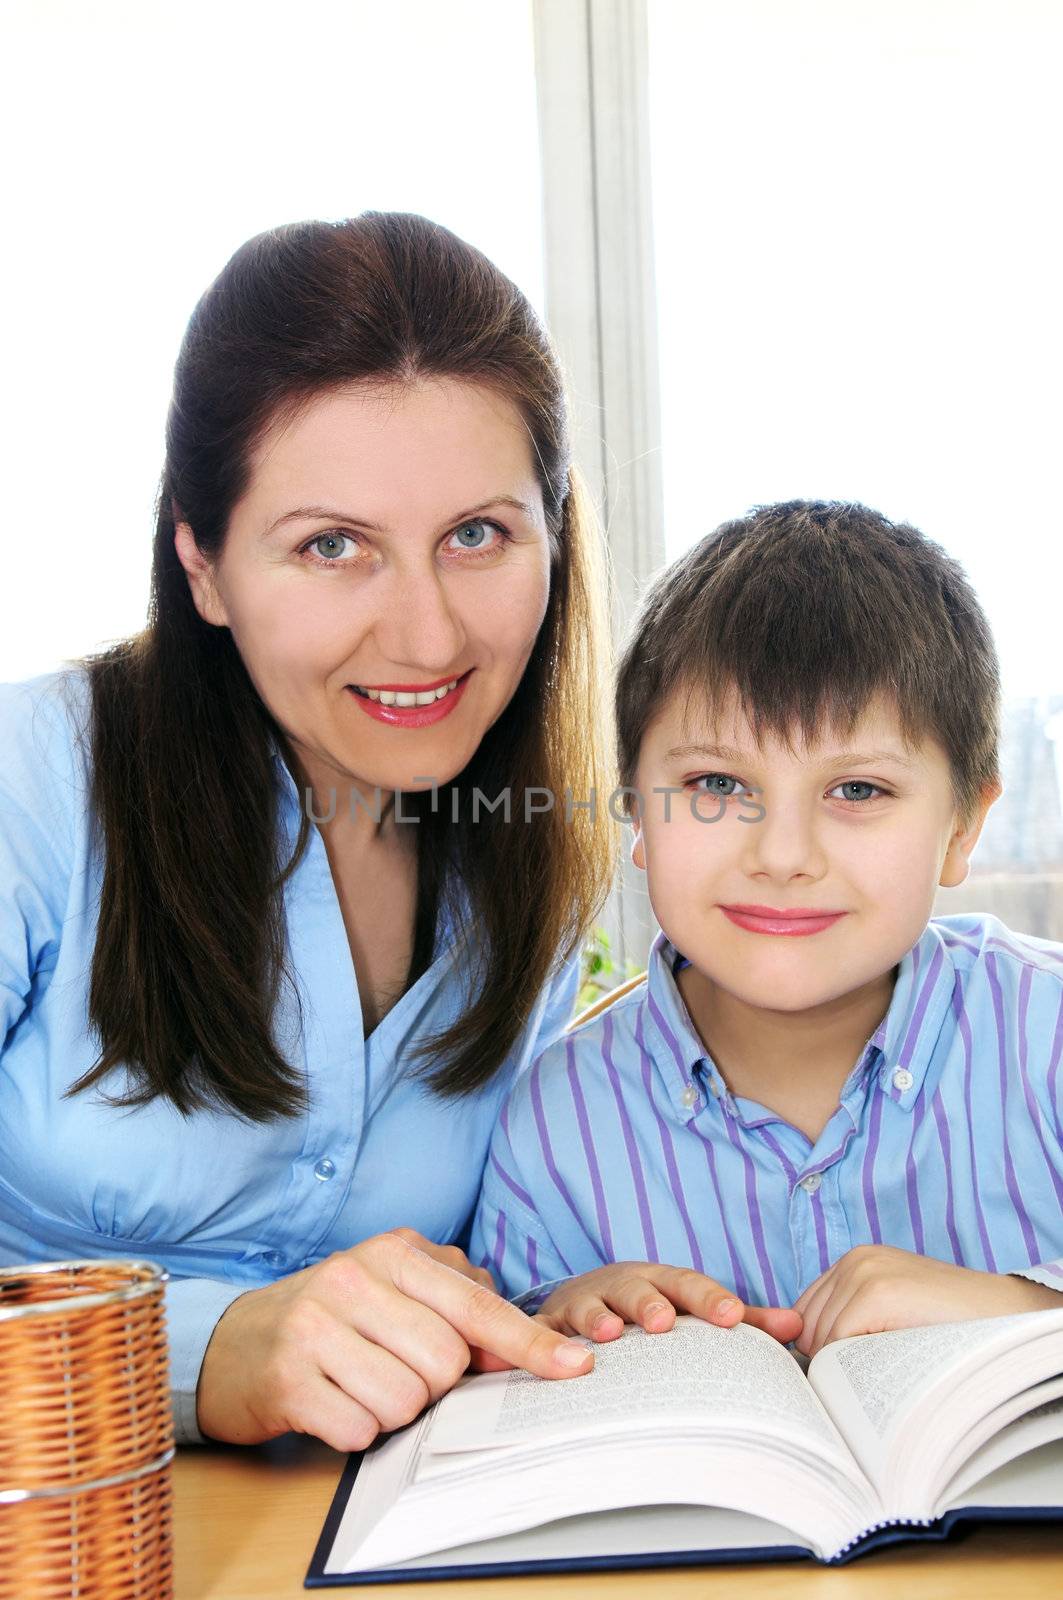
[{"xmin": 176, "ymin": 377, "xmax": 553, "ymax": 804}]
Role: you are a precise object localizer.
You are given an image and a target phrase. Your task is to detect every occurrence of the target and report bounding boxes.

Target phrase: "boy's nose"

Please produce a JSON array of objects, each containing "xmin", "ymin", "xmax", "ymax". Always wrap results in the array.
[{"xmin": 740, "ymin": 798, "xmax": 829, "ymax": 882}]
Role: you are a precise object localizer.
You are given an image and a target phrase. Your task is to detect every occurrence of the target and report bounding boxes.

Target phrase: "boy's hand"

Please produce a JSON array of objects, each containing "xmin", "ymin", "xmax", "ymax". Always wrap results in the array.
[
  {"xmin": 532, "ymin": 1261, "xmax": 803, "ymax": 1344},
  {"xmin": 793, "ymin": 1245, "xmax": 1063, "ymax": 1358}
]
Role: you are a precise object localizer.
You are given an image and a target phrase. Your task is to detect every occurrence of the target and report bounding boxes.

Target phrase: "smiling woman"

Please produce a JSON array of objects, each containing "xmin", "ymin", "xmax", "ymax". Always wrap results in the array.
[
  {"xmin": 0, "ymin": 213, "xmax": 615, "ymax": 1452},
  {"xmin": 175, "ymin": 379, "xmax": 555, "ymax": 824},
  {"xmin": 171, "ymin": 373, "xmax": 562, "ymax": 1045}
]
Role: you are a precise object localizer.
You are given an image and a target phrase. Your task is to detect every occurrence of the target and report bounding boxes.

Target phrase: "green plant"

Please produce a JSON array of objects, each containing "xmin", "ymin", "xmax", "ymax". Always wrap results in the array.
[{"xmin": 575, "ymin": 925, "xmax": 643, "ymax": 1013}]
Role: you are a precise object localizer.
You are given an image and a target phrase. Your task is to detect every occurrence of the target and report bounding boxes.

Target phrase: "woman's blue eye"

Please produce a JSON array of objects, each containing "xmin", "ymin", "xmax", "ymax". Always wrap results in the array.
[
  {"xmin": 308, "ymin": 532, "xmax": 353, "ymax": 562},
  {"xmin": 450, "ymin": 519, "xmax": 499, "ymax": 552}
]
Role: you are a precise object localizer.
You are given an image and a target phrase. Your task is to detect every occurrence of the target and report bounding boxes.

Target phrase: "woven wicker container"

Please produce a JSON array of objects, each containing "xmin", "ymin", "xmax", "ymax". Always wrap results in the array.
[{"xmin": 0, "ymin": 1259, "xmax": 174, "ymax": 1599}]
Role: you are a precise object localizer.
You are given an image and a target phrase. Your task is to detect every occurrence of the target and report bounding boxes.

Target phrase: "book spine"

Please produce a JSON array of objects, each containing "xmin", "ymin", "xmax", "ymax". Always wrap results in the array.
[{"xmin": 830, "ymin": 1515, "xmax": 934, "ymax": 1561}]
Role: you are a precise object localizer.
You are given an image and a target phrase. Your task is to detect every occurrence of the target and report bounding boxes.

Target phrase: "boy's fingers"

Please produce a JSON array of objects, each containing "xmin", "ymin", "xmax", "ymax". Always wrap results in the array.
[
  {"xmin": 742, "ymin": 1305, "xmax": 804, "ymax": 1343},
  {"xmin": 556, "ymin": 1273, "xmax": 679, "ymax": 1333},
  {"xmin": 794, "ymin": 1279, "xmax": 835, "ymax": 1355},
  {"xmin": 647, "ymin": 1265, "xmax": 745, "ymax": 1326},
  {"xmin": 792, "ymin": 1266, "xmax": 833, "ymax": 1322},
  {"xmin": 809, "ymin": 1281, "xmax": 872, "ymax": 1354},
  {"xmin": 534, "ymin": 1296, "xmax": 626, "ymax": 1340}
]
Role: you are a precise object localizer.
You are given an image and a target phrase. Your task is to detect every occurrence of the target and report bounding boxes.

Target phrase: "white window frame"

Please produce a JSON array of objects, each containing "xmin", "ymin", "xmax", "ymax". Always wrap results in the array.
[{"xmin": 533, "ymin": 0, "xmax": 664, "ymax": 973}]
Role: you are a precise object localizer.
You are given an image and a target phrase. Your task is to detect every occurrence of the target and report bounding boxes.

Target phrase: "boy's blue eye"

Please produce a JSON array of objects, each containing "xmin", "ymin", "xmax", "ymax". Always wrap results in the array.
[
  {"xmin": 688, "ymin": 774, "xmax": 885, "ymax": 804},
  {"xmin": 693, "ymin": 773, "xmax": 742, "ymax": 796},
  {"xmin": 831, "ymin": 781, "xmax": 880, "ymax": 803}
]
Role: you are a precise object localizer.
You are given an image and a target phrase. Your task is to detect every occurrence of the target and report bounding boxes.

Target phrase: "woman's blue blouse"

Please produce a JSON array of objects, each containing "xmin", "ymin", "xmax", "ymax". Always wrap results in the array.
[{"xmin": 0, "ymin": 670, "xmax": 579, "ymax": 1442}]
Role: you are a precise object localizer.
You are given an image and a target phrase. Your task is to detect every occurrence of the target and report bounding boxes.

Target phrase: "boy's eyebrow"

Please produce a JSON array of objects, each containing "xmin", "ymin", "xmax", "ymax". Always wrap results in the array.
[{"xmin": 664, "ymin": 742, "xmax": 918, "ymax": 770}]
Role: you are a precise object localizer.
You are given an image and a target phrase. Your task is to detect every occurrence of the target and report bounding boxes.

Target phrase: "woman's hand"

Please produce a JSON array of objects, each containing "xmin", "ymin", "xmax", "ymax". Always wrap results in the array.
[
  {"xmin": 793, "ymin": 1245, "xmax": 1063, "ymax": 1358},
  {"xmin": 523, "ymin": 1261, "xmax": 804, "ymax": 1346},
  {"xmin": 195, "ymin": 1228, "xmax": 593, "ymax": 1449}
]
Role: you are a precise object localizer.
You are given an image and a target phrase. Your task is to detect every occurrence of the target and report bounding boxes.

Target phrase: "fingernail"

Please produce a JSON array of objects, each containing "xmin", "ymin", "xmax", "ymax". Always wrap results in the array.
[
  {"xmin": 556, "ymin": 1340, "xmax": 592, "ymax": 1370},
  {"xmin": 645, "ymin": 1301, "xmax": 670, "ymax": 1320},
  {"xmin": 591, "ymin": 1312, "xmax": 616, "ymax": 1334},
  {"xmin": 716, "ymin": 1298, "xmax": 738, "ymax": 1316}
]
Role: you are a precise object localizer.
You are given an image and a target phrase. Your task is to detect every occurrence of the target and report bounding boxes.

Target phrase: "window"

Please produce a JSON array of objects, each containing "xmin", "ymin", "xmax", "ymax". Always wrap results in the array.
[{"xmin": 1, "ymin": 0, "xmax": 542, "ymax": 682}]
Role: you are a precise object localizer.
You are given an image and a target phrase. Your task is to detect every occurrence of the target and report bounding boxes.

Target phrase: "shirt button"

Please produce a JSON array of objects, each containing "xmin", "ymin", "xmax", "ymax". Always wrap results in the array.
[
  {"xmin": 800, "ymin": 1172, "xmax": 822, "ymax": 1194},
  {"xmin": 314, "ymin": 1157, "xmax": 337, "ymax": 1181},
  {"xmin": 681, "ymin": 1083, "xmax": 701, "ymax": 1110},
  {"xmin": 263, "ymin": 1249, "xmax": 285, "ymax": 1268},
  {"xmin": 892, "ymin": 1067, "xmax": 914, "ymax": 1092}
]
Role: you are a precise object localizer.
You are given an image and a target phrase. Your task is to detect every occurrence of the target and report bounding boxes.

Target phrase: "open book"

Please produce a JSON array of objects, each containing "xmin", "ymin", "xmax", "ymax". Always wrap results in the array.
[{"xmin": 307, "ymin": 1308, "xmax": 1063, "ymax": 1583}]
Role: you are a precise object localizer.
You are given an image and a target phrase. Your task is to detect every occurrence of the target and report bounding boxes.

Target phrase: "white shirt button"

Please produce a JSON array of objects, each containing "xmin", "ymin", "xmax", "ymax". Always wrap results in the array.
[
  {"xmin": 681, "ymin": 1083, "xmax": 701, "ymax": 1110},
  {"xmin": 800, "ymin": 1172, "xmax": 822, "ymax": 1194},
  {"xmin": 892, "ymin": 1067, "xmax": 914, "ymax": 1092},
  {"xmin": 263, "ymin": 1249, "xmax": 285, "ymax": 1268},
  {"xmin": 708, "ymin": 1077, "xmax": 722, "ymax": 1098},
  {"xmin": 314, "ymin": 1157, "xmax": 337, "ymax": 1181}
]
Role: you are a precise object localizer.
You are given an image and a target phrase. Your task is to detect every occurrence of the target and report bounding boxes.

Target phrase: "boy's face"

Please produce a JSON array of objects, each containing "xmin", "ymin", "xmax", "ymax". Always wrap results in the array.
[{"xmin": 630, "ymin": 686, "xmax": 1000, "ymax": 1014}]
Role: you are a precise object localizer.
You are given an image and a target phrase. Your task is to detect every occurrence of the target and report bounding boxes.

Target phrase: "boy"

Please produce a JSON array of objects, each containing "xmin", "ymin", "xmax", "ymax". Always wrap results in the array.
[{"xmin": 471, "ymin": 500, "xmax": 1063, "ymax": 1357}]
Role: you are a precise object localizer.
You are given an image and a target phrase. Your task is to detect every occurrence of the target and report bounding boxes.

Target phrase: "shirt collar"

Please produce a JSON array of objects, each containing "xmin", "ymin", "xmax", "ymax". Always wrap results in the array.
[
  {"xmin": 869, "ymin": 919, "xmax": 956, "ymax": 1110},
  {"xmin": 643, "ymin": 920, "xmax": 956, "ymax": 1122},
  {"xmin": 641, "ymin": 931, "xmax": 718, "ymax": 1123}
]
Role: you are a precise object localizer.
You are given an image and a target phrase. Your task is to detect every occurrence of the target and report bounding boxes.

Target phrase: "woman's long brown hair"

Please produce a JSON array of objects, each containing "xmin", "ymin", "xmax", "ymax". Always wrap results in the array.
[{"xmin": 68, "ymin": 213, "xmax": 615, "ymax": 1120}]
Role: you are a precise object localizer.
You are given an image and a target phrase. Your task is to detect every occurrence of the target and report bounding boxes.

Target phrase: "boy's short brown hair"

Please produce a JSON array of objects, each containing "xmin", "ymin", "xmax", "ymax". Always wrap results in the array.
[{"xmin": 615, "ymin": 500, "xmax": 1001, "ymax": 827}]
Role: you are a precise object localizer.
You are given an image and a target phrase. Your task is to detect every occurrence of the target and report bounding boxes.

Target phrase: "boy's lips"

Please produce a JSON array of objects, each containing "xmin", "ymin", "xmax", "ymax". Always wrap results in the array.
[{"xmin": 719, "ymin": 903, "xmax": 847, "ymax": 937}]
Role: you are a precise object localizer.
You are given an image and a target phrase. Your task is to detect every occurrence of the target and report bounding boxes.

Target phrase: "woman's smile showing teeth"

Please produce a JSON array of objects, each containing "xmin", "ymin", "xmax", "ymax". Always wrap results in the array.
[
  {"xmin": 346, "ymin": 671, "xmax": 472, "ymax": 726},
  {"xmin": 354, "ymin": 678, "xmax": 459, "ymax": 706}
]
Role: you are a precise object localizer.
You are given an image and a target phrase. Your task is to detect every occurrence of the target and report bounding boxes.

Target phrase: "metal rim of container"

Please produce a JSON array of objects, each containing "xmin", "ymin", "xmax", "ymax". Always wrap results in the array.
[
  {"xmin": 0, "ymin": 1258, "xmax": 168, "ymax": 1323},
  {"xmin": 0, "ymin": 1447, "xmax": 176, "ymax": 1506}
]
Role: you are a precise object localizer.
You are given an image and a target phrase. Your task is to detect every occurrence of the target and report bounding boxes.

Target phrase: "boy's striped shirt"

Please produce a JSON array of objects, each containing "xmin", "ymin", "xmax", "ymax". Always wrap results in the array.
[{"xmin": 471, "ymin": 914, "xmax": 1063, "ymax": 1307}]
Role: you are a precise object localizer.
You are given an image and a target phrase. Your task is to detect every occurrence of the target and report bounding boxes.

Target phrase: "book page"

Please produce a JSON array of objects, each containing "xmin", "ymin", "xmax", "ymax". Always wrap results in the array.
[
  {"xmin": 329, "ymin": 1500, "xmax": 815, "ymax": 1575},
  {"xmin": 934, "ymin": 1373, "xmax": 1063, "ymax": 1499},
  {"xmin": 428, "ymin": 1317, "xmax": 843, "ymax": 1456},
  {"xmin": 808, "ymin": 1309, "xmax": 1063, "ymax": 1493},
  {"xmin": 328, "ymin": 1318, "xmax": 877, "ymax": 1572},
  {"xmin": 941, "ymin": 1393, "xmax": 1063, "ymax": 1505}
]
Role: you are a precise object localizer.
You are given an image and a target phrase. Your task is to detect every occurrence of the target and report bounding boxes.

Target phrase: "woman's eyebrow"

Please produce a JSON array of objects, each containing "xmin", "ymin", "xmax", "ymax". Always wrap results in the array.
[
  {"xmin": 261, "ymin": 495, "xmax": 539, "ymax": 539},
  {"xmin": 664, "ymin": 742, "xmax": 917, "ymax": 770}
]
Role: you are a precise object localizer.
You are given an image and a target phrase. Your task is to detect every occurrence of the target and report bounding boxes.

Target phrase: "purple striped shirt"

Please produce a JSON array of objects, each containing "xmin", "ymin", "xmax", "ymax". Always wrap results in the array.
[{"xmin": 471, "ymin": 914, "xmax": 1063, "ymax": 1307}]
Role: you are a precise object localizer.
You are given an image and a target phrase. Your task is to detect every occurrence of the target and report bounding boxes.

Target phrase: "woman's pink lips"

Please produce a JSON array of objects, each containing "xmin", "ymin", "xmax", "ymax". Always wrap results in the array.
[
  {"xmin": 720, "ymin": 907, "xmax": 847, "ymax": 936},
  {"xmin": 346, "ymin": 671, "xmax": 471, "ymax": 728}
]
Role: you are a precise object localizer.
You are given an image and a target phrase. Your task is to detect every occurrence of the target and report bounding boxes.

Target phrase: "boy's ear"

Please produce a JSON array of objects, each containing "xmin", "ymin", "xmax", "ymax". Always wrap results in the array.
[
  {"xmin": 174, "ymin": 521, "xmax": 230, "ymax": 628},
  {"xmin": 939, "ymin": 779, "xmax": 1003, "ymax": 888}
]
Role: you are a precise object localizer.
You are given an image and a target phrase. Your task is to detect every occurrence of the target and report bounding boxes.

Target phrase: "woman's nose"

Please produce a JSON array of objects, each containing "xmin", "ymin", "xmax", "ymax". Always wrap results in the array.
[{"xmin": 372, "ymin": 564, "xmax": 467, "ymax": 671}]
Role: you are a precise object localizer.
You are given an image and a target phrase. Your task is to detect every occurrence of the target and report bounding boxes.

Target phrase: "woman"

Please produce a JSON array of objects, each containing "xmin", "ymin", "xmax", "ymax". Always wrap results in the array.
[{"xmin": 0, "ymin": 212, "xmax": 616, "ymax": 1448}]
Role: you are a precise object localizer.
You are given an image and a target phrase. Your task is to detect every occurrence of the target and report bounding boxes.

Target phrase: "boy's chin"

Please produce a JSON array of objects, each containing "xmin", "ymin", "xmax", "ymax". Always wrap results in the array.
[{"xmin": 682, "ymin": 953, "xmax": 857, "ymax": 1014}]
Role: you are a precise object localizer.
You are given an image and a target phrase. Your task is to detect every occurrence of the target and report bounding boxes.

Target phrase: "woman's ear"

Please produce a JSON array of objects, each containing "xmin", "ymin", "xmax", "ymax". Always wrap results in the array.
[
  {"xmin": 939, "ymin": 779, "xmax": 1004, "ymax": 888},
  {"xmin": 173, "ymin": 522, "xmax": 229, "ymax": 628}
]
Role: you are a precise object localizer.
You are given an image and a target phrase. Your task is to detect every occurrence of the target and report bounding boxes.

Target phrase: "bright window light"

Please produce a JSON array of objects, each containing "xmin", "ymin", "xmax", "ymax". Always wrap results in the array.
[{"xmin": 0, "ymin": 0, "xmax": 541, "ymax": 683}]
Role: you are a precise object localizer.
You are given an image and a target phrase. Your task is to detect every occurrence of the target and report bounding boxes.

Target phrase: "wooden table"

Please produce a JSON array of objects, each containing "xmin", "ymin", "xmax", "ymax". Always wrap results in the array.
[{"xmin": 174, "ymin": 1436, "xmax": 1063, "ymax": 1598}]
